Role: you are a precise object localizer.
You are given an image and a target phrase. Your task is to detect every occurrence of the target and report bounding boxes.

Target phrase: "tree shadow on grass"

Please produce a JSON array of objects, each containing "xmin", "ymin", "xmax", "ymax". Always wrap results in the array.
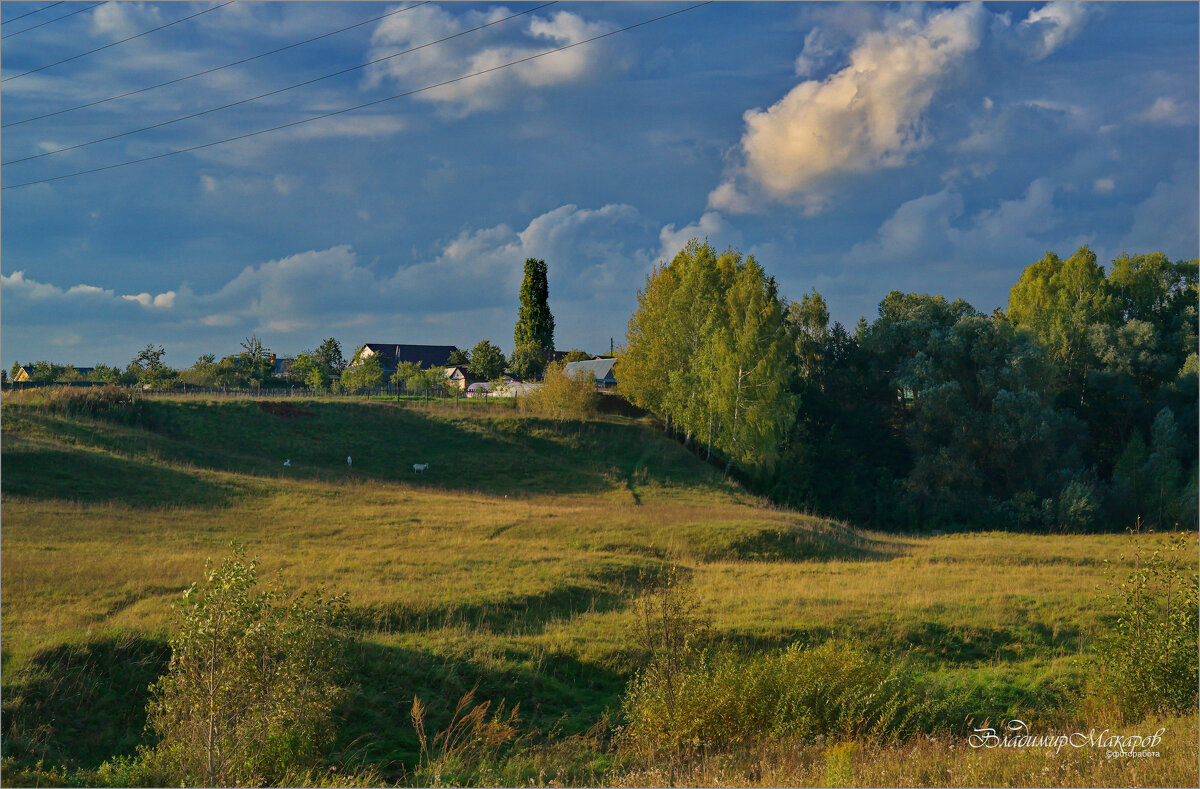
[
  {"xmin": 692, "ymin": 520, "xmax": 907, "ymax": 563},
  {"xmin": 334, "ymin": 640, "xmax": 628, "ymax": 782},
  {"xmin": 138, "ymin": 400, "xmax": 719, "ymax": 498},
  {"xmin": 345, "ymin": 585, "xmax": 628, "ymax": 636},
  {"xmin": 3, "ymin": 444, "xmax": 241, "ymax": 508},
  {"xmin": 0, "ymin": 636, "xmax": 170, "ymax": 771}
]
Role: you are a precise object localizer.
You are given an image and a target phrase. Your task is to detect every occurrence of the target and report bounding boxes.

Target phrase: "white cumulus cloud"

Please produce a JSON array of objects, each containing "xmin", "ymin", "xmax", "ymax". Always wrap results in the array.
[
  {"xmin": 1018, "ymin": 1, "xmax": 1093, "ymax": 60},
  {"xmin": 365, "ymin": 4, "xmax": 617, "ymax": 115},
  {"xmin": 710, "ymin": 4, "xmax": 988, "ymax": 215},
  {"xmin": 709, "ymin": 2, "xmax": 1099, "ymax": 215}
]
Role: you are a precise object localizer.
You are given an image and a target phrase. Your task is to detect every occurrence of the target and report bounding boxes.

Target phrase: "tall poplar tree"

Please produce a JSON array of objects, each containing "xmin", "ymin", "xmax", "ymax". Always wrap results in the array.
[{"xmin": 512, "ymin": 258, "xmax": 555, "ymax": 378}]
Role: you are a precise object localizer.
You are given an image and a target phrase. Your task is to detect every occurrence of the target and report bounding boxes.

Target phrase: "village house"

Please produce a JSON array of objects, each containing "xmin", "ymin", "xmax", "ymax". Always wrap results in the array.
[
  {"xmin": 11, "ymin": 364, "xmax": 95, "ymax": 382},
  {"xmin": 563, "ymin": 358, "xmax": 617, "ymax": 389},
  {"xmin": 352, "ymin": 343, "xmax": 460, "ymax": 379},
  {"xmin": 442, "ymin": 364, "xmax": 471, "ymax": 390}
]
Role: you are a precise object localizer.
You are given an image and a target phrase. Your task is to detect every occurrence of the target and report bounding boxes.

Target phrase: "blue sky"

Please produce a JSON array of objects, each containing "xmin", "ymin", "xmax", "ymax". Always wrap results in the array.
[{"xmin": 2, "ymin": 1, "xmax": 1196, "ymax": 368}]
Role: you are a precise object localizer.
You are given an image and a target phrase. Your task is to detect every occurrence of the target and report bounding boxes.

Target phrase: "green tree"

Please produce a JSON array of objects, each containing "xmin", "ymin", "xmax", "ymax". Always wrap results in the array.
[
  {"xmin": 512, "ymin": 258, "xmax": 555, "ymax": 378},
  {"xmin": 314, "ymin": 337, "xmax": 346, "ymax": 377},
  {"xmin": 289, "ymin": 353, "xmax": 329, "ymax": 391},
  {"xmin": 237, "ymin": 336, "xmax": 275, "ymax": 387},
  {"xmin": 705, "ymin": 257, "xmax": 796, "ymax": 473},
  {"xmin": 446, "ymin": 348, "xmax": 470, "ymax": 366},
  {"xmin": 1144, "ymin": 408, "xmax": 1184, "ymax": 528},
  {"xmin": 507, "ymin": 344, "xmax": 544, "ymax": 381},
  {"xmin": 468, "ymin": 340, "xmax": 506, "ymax": 381},
  {"xmin": 1007, "ymin": 246, "xmax": 1114, "ymax": 397},
  {"xmin": 338, "ymin": 346, "xmax": 385, "ymax": 391},
  {"xmin": 860, "ymin": 294, "xmax": 1087, "ymax": 529},
  {"xmin": 787, "ymin": 290, "xmax": 831, "ymax": 380},
  {"xmin": 178, "ymin": 354, "xmax": 218, "ymax": 387},
  {"xmin": 620, "ymin": 239, "xmax": 795, "ymax": 475},
  {"xmin": 290, "ymin": 339, "xmax": 345, "ymax": 391},
  {"xmin": 145, "ymin": 545, "xmax": 347, "ymax": 786},
  {"xmin": 523, "ymin": 361, "xmax": 599, "ymax": 420},
  {"xmin": 562, "ymin": 349, "xmax": 592, "ymax": 363},
  {"xmin": 127, "ymin": 345, "xmax": 176, "ymax": 389},
  {"xmin": 87, "ymin": 363, "xmax": 125, "ymax": 385}
]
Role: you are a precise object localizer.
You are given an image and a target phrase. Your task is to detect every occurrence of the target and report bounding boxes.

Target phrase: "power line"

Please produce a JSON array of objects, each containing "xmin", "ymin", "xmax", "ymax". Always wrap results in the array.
[
  {"xmin": 3, "ymin": 2, "xmax": 711, "ymax": 192},
  {"xmin": 2, "ymin": 2, "xmax": 101, "ymax": 39},
  {"xmin": 5, "ymin": 1, "xmax": 431, "ymax": 128},
  {"xmin": 3, "ymin": 1, "xmax": 236, "ymax": 81},
  {"xmin": 2, "ymin": 2, "xmax": 65, "ymax": 25},
  {"xmin": 4, "ymin": 2, "xmax": 556, "ymax": 164}
]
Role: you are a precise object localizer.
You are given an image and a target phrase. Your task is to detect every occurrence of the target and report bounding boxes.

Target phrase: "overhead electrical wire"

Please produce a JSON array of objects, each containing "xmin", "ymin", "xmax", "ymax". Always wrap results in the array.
[
  {"xmin": 4, "ymin": 1, "xmax": 557, "ymax": 164},
  {"xmin": 2, "ymin": 2, "xmax": 65, "ymax": 26},
  {"xmin": 2, "ymin": 1, "xmax": 712, "ymax": 191},
  {"xmin": 5, "ymin": 1, "xmax": 431, "ymax": 128},
  {"xmin": 2, "ymin": 2, "xmax": 102, "ymax": 39},
  {"xmin": 3, "ymin": 1, "xmax": 237, "ymax": 81}
]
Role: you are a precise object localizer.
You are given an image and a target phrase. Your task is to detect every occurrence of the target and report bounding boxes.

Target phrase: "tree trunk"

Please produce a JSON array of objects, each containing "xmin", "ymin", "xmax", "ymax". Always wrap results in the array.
[{"xmin": 724, "ymin": 365, "xmax": 745, "ymax": 475}]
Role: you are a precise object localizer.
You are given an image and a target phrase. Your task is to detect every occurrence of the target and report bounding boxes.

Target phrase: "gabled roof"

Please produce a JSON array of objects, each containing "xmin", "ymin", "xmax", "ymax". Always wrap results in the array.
[
  {"xmin": 564, "ymin": 358, "xmax": 617, "ymax": 381},
  {"xmin": 361, "ymin": 343, "xmax": 459, "ymax": 369}
]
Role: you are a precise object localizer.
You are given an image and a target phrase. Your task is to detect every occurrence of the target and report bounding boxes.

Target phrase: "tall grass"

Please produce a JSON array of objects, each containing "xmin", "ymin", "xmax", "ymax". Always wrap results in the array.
[
  {"xmin": 4, "ymin": 385, "xmax": 151, "ymax": 426},
  {"xmin": 3, "ymin": 398, "xmax": 1198, "ymax": 786}
]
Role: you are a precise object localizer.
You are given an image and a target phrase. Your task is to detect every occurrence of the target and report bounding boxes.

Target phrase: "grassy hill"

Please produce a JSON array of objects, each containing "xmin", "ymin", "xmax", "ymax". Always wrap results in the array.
[{"xmin": 2, "ymin": 392, "xmax": 1196, "ymax": 785}]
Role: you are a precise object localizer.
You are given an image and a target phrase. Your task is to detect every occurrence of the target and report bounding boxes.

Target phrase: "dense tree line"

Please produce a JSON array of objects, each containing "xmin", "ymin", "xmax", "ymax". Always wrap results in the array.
[
  {"xmin": 620, "ymin": 241, "xmax": 1197, "ymax": 532},
  {"xmin": 620, "ymin": 240, "xmax": 795, "ymax": 473}
]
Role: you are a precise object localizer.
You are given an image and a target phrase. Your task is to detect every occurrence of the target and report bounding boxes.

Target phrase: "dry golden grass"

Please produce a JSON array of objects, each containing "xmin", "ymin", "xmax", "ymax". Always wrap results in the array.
[
  {"xmin": 610, "ymin": 713, "xmax": 1199, "ymax": 788},
  {"xmin": 2, "ymin": 397, "xmax": 1196, "ymax": 786}
]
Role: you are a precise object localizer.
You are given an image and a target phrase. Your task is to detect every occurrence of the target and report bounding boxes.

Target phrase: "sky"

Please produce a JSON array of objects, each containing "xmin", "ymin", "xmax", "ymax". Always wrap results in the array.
[{"xmin": 2, "ymin": 0, "xmax": 1197, "ymax": 369}]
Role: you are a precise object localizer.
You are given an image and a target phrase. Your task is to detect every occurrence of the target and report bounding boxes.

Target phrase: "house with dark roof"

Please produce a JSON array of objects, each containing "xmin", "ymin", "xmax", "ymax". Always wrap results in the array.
[
  {"xmin": 11, "ymin": 364, "xmax": 94, "ymax": 382},
  {"xmin": 353, "ymin": 343, "xmax": 460, "ymax": 378}
]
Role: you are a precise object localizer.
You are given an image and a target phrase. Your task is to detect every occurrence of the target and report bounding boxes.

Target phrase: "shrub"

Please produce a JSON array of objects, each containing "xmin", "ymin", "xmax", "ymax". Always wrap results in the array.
[
  {"xmin": 522, "ymin": 361, "xmax": 599, "ymax": 420},
  {"xmin": 824, "ymin": 741, "xmax": 859, "ymax": 788},
  {"xmin": 619, "ymin": 567, "xmax": 966, "ymax": 758},
  {"xmin": 144, "ymin": 544, "xmax": 349, "ymax": 786},
  {"xmin": 620, "ymin": 640, "xmax": 957, "ymax": 758},
  {"xmin": 9, "ymin": 385, "xmax": 149, "ymax": 426},
  {"xmin": 1093, "ymin": 524, "xmax": 1198, "ymax": 720}
]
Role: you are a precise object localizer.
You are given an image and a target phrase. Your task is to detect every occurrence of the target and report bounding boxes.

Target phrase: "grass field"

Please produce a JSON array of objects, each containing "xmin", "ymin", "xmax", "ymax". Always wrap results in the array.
[{"xmin": 1, "ymin": 392, "xmax": 1196, "ymax": 786}]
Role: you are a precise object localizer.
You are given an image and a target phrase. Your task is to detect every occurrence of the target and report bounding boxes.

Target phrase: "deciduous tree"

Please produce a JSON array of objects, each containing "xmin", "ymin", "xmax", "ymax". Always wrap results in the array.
[{"xmin": 512, "ymin": 258, "xmax": 555, "ymax": 378}]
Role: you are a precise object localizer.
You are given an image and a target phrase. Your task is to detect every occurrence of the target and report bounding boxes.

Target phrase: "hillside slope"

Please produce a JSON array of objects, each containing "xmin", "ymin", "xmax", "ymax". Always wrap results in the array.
[{"xmin": 2, "ymin": 395, "xmax": 1184, "ymax": 781}]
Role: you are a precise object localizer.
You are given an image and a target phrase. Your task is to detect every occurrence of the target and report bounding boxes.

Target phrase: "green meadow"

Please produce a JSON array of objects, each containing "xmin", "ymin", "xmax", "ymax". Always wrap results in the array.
[{"xmin": 2, "ymin": 393, "xmax": 1196, "ymax": 786}]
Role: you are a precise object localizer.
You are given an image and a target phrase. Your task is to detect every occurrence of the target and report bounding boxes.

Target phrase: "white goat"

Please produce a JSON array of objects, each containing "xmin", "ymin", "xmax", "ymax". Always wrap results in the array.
[{"xmin": 413, "ymin": 463, "xmax": 429, "ymax": 474}]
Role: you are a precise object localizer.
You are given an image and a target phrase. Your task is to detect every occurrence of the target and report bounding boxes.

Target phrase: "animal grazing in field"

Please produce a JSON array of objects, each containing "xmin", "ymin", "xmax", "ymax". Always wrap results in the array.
[{"xmin": 413, "ymin": 463, "xmax": 429, "ymax": 473}]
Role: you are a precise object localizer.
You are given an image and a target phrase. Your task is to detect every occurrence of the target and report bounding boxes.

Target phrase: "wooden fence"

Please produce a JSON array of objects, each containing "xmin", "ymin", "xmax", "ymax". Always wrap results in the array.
[{"xmin": 1, "ymin": 381, "xmax": 517, "ymax": 403}]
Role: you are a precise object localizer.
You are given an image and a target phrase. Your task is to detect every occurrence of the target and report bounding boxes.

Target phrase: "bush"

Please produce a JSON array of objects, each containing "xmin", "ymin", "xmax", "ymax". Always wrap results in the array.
[
  {"xmin": 620, "ymin": 640, "xmax": 958, "ymax": 758},
  {"xmin": 522, "ymin": 361, "xmax": 599, "ymax": 420},
  {"xmin": 618, "ymin": 569, "xmax": 964, "ymax": 759},
  {"xmin": 8, "ymin": 385, "xmax": 150, "ymax": 426},
  {"xmin": 1093, "ymin": 524, "xmax": 1199, "ymax": 720},
  {"xmin": 143, "ymin": 544, "xmax": 349, "ymax": 786}
]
